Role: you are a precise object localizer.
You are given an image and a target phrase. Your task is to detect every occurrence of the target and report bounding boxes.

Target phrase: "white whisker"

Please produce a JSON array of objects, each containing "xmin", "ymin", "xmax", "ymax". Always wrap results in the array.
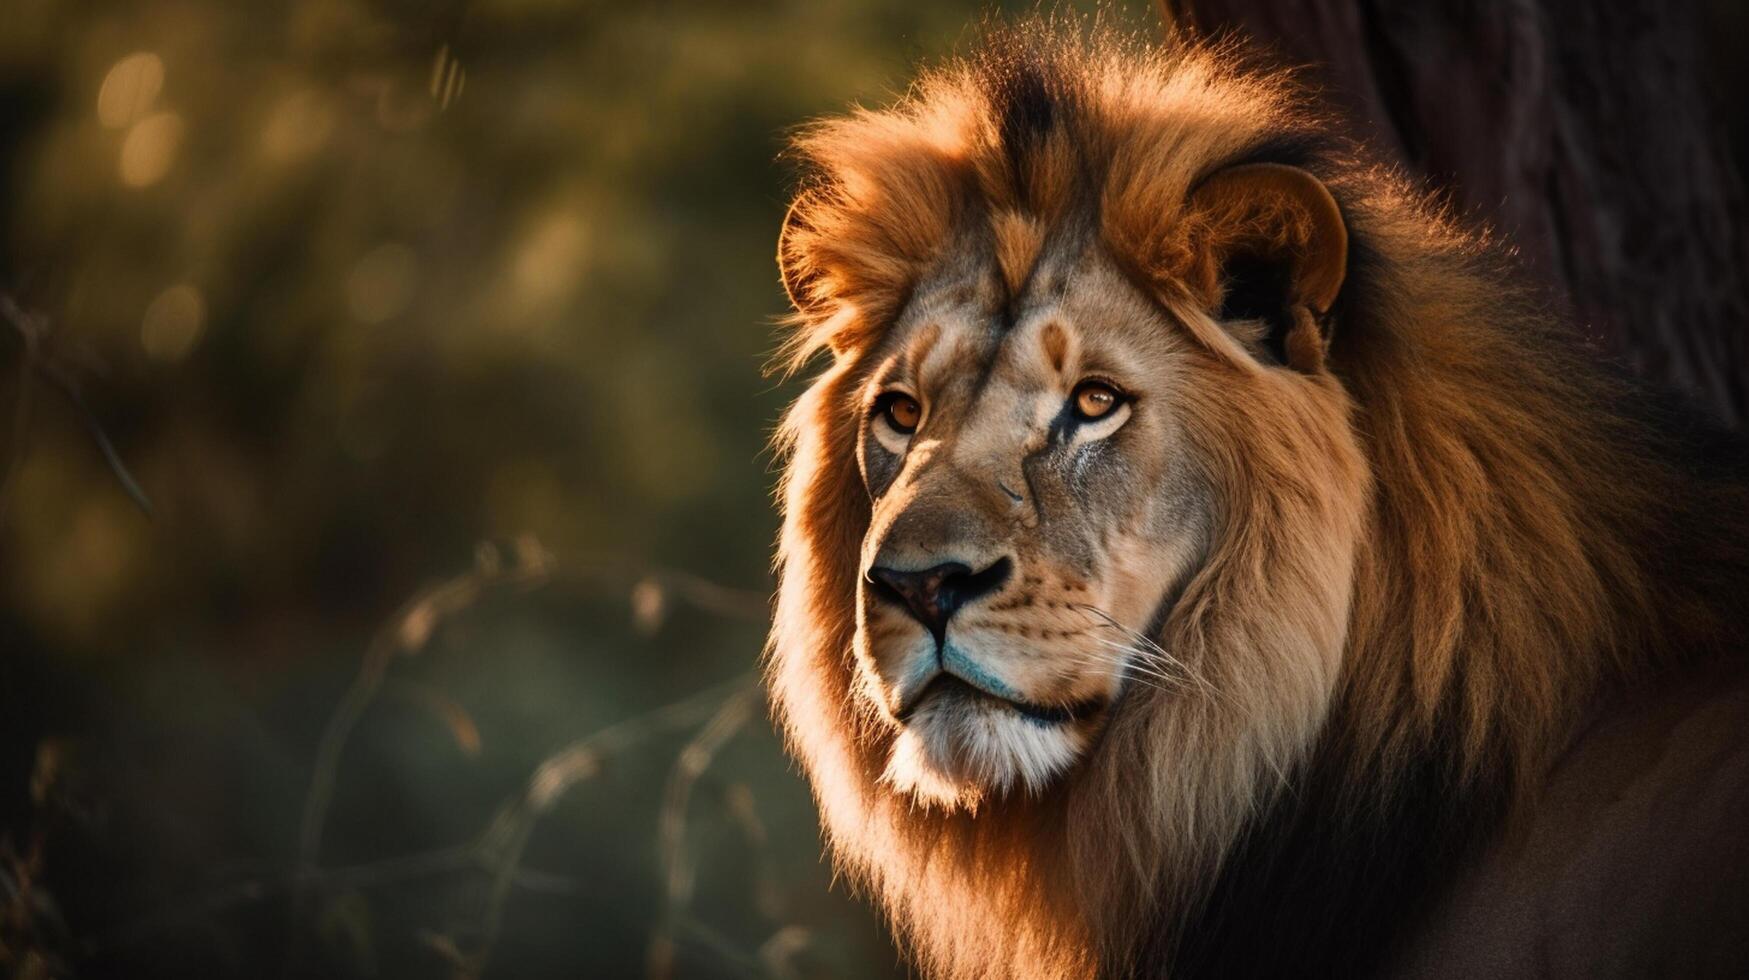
[
  {"xmin": 1047, "ymin": 643, "xmax": 1184, "ymax": 695},
  {"xmin": 1083, "ymin": 641, "xmax": 1189, "ymax": 687},
  {"xmin": 1062, "ymin": 653, "xmax": 1182, "ymax": 694},
  {"xmin": 1069, "ymin": 602, "xmax": 1229, "ymax": 706}
]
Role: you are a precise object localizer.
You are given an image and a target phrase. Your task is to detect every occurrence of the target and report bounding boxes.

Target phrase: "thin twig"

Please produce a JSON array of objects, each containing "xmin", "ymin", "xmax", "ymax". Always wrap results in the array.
[
  {"xmin": 648, "ymin": 687, "xmax": 760, "ymax": 979},
  {"xmin": 277, "ymin": 541, "xmax": 768, "ymax": 978},
  {"xmin": 0, "ymin": 298, "xmax": 39, "ymax": 528},
  {"xmin": 0, "ymin": 294, "xmax": 153, "ymax": 520},
  {"xmin": 293, "ymin": 541, "xmax": 555, "ymax": 895},
  {"xmin": 463, "ymin": 674, "xmax": 760, "ymax": 980},
  {"xmin": 38, "ymin": 363, "xmax": 153, "ymax": 518},
  {"xmin": 720, "ymin": 781, "xmax": 785, "ymax": 923},
  {"xmin": 294, "ymin": 545, "xmax": 766, "ymax": 895},
  {"xmin": 109, "ymin": 676, "xmax": 763, "ymax": 962}
]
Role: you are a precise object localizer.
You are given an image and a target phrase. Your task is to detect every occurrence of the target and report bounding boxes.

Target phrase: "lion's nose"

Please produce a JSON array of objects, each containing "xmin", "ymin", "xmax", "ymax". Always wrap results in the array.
[{"xmin": 867, "ymin": 557, "xmax": 1012, "ymax": 642}]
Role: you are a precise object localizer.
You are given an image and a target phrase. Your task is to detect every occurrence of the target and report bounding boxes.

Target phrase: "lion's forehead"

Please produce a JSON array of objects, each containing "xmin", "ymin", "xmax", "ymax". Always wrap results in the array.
[
  {"xmin": 898, "ymin": 310, "xmax": 1061, "ymax": 438},
  {"xmin": 891, "ymin": 258, "xmax": 1165, "ymax": 423}
]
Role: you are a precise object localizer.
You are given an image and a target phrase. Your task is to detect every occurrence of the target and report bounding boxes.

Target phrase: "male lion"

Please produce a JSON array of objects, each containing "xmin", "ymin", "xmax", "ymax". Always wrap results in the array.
[{"xmin": 765, "ymin": 21, "xmax": 1749, "ymax": 979}]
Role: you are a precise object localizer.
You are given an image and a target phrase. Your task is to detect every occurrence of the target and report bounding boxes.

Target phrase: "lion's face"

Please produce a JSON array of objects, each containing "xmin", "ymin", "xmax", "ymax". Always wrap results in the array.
[{"xmin": 853, "ymin": 244, "xmax": 1214, "ymax": 805}]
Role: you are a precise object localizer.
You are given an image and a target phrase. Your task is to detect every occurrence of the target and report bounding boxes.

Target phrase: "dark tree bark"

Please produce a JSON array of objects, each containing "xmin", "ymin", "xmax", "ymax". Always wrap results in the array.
[{"xmin": 1167, "ymin": 0, "xmax": 1749, "ymax": 426}]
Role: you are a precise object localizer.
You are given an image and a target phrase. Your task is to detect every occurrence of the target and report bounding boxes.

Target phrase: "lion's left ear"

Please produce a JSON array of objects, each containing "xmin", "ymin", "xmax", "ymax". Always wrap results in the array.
[{"xmin": 1188, "ymin": 163, "xmax": 1348, "ymax": 372}]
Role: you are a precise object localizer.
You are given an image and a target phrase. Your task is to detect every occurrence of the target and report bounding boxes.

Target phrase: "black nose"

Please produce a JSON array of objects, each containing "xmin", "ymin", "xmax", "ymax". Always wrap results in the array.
[{"xmin": 867, "ymin": 558, "xmax": 1012, "ymax": 642}]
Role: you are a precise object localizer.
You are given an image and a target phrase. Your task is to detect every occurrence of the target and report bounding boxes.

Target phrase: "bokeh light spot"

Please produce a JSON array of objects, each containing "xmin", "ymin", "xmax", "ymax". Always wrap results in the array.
[
  {"xmin": 141, "ymin": 284, "xmax": 206, "ymax": 362},
  {"xmin": 261, "ymin": 90, "xmax": 334, "ymax": 161},
  {"xmin": 510, "ymin": 213, "xmax": 589, "ymax": 318},
  {"xmin": 97, "ymin": 52, "xmax": 164, "ymax": 129},
  {"xmin": 346, "ymin": 243, "xmax": 419, "ymax": 323},
  {"xmin": 119, "ymin": 111, "xmax": 184, "ymax": 187}
]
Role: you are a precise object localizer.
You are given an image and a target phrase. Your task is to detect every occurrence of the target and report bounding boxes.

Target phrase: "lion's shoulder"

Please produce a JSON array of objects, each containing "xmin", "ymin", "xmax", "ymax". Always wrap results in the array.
[{"xmin": 1393, "ymin": 662, "xmax": 1749, "ymax": 977}]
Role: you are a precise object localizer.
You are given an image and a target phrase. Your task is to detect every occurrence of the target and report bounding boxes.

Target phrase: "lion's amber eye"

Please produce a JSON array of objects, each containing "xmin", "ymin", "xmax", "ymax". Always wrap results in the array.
[
  {"xmin": 881, "ymin": 394, "xmax": 922, "ymax": 434},
  {"xmin": 1071, "ymin": 381, "xmax": 1122, "ymax": 421}
]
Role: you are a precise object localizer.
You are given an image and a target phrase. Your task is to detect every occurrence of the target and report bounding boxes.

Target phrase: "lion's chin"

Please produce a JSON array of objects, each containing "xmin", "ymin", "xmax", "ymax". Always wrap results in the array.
[{"xmin": 880, "ymin": 686, "xmax": 1091, "ymax": 809}]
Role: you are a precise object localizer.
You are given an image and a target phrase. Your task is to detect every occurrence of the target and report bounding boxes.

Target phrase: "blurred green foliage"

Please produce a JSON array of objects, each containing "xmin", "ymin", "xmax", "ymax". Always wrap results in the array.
[{"xmin": 0, "ymin": 0, "xmax": 1147, "ymax": 976}]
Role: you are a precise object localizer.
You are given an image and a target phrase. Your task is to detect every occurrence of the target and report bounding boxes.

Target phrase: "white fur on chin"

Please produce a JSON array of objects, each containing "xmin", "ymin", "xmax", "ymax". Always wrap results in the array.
[{"xmin": 881, "ymin": 693, "xmax": 1089, "ymax": 808}]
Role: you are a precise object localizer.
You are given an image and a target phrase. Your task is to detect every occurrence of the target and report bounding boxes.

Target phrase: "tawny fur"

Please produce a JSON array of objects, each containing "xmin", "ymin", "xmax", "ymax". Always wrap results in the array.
[{"xmin": 767, "ymin": 20, "xmax": 1749, "ymax": 979}]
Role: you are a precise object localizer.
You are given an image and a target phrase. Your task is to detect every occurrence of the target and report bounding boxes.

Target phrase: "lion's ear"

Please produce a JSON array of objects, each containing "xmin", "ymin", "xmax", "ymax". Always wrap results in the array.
[
  {"xmin": 778, "ymin": 193, "xmax": 826, "ymax": 318},
  {"xmin": 1188, "ymin": 163, "xmax": 1348, "ymax": 372}
]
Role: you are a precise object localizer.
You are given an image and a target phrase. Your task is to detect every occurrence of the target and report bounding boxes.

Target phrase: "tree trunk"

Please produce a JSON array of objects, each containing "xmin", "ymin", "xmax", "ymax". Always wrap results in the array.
[{"xmin": 1166, "ymin": 0, "xmax": 1749, "ymax": 426}]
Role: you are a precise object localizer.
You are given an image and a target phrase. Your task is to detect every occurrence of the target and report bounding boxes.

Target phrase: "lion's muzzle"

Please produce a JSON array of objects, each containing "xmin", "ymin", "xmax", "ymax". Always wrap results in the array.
[{"xmin": 867, "ymin": 556, "xmax": 1012, "ymax": 643}]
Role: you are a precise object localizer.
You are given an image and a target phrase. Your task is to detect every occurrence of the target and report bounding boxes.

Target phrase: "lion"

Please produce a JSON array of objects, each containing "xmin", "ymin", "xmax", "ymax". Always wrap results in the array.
[{"xmin": 764, "ymin": 20, "xmax": 1749, "ymax": 979}]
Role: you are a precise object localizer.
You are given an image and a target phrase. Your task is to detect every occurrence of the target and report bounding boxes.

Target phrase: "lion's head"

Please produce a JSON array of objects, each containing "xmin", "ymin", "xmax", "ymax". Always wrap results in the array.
[
  {"xmin": 821, "ymin": 147, "xmax": 1367, "ymax": 809},
  {"xmin": 765, "ymin": 20, "xmax": 1690, "ymax": 979},
  {"xmin": 776, "ymin": 23, "xmax": 1377, "ymax": 805}
]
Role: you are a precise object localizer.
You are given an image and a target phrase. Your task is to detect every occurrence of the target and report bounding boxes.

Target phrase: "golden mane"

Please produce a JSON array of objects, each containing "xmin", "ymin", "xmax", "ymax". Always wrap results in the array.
[{"xmin": 766, "ymin": 21, "xmax": 1749, "ymax": 978}]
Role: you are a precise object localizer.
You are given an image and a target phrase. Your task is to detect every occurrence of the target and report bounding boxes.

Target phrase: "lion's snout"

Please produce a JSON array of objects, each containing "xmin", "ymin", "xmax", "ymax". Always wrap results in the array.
[{"xmin": 866, "ymin": 556, "xmax": 1012, "ymax": 642}]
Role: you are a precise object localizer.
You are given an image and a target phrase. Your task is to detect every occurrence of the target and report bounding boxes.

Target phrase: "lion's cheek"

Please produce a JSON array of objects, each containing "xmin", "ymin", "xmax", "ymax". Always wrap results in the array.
[{"xmin": 853, "ymin": 598, "xmax": 937, "ymax": 708}]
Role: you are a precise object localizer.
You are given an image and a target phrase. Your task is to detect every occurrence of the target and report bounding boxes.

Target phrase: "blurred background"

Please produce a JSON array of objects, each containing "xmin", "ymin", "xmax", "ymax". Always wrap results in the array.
[{"xmin": 0, "ymin": 1, "xmax": 1743, "ymax": 978}]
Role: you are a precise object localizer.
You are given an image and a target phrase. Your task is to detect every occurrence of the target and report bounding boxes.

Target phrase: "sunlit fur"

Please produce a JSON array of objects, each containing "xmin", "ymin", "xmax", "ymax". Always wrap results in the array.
[{"xmin": 766, "ymin": 20, "xmax": 1749, "ymax": 979}]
